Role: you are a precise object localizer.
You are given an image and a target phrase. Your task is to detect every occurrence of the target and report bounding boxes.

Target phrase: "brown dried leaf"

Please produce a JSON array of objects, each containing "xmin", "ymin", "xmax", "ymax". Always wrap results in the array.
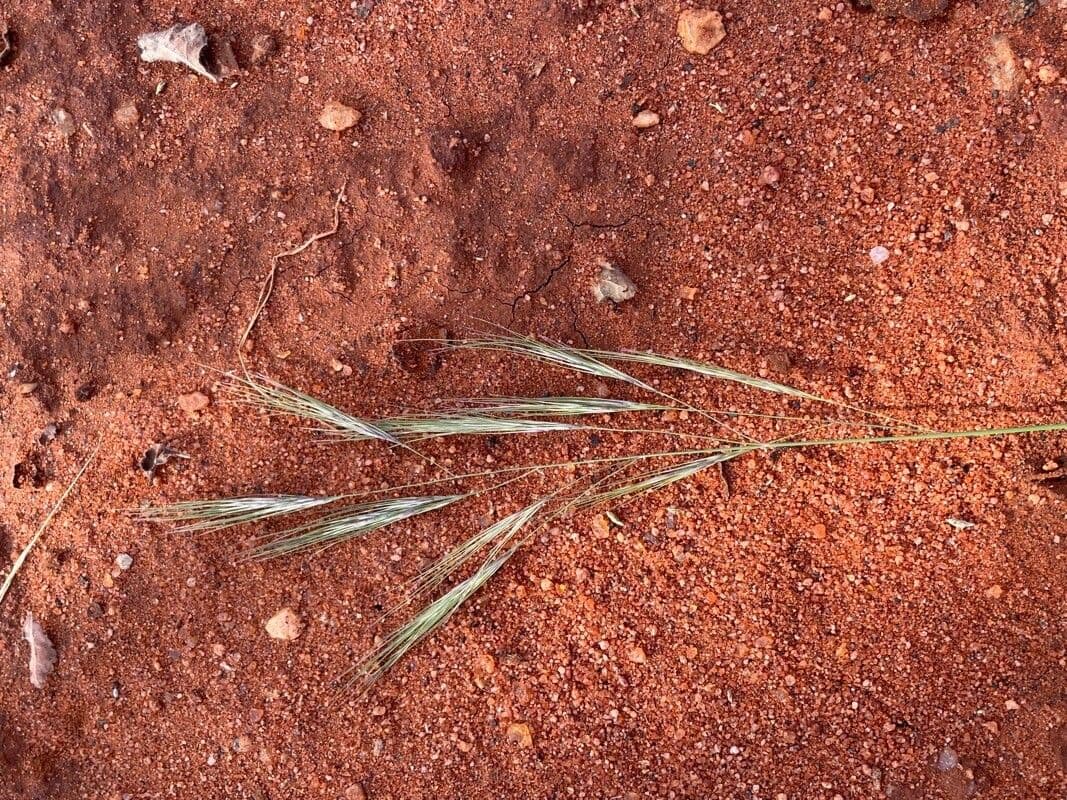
[
  {"xmin": 22, "ymin": 611, "xmax": 56, "ymax": 689},
  {"xmin": 137, "ymin": 23, "xmax": 218, "ymax": 83}
]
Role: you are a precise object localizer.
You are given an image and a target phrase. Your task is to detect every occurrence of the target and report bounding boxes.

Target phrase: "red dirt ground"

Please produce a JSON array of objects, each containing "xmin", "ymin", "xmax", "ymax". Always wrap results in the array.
[{"xmin": 2, "ymin": 1, "xmax": 1066, "ymax": 798}]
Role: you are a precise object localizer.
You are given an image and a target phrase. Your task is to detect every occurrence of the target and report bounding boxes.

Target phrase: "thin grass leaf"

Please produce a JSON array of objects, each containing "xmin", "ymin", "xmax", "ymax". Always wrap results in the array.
[
  {"xmin": 224, "ymin": 373, "xmax": 399, "ymax": 444},
  {"xmin": 451, "ymin": 335, "xmax": 652, "ymax": 390},
  {"xmin": 136, "ymin": 495, "xmax": 343, "ymax": 533},
  {"xmin": 348, "ymin": 547, "xmax": 516, "ymax": 689},
  {"xmin": 456, "ymin": 396, "xmax": 673, "ymax": 417},
  {"xmin": 249, "ymin": 494, "xmax": 464, "ymax": 559},
  {"xmin": 403, "ymin": 497, "xmax": 549, "ymax": 601}
]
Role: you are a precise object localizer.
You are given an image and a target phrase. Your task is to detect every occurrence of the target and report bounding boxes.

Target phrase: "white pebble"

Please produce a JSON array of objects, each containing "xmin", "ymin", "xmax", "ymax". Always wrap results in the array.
[
  {"xmin": 937, "ymin": 746, "xmax": 959, "ymax": 771},
  {"xmin": 115, "ymin": 553, "xmax": 134, "ymax": 570},
  {"xmin": 869, "ymin": 246, "xmax": 890, "ymax": 265}
]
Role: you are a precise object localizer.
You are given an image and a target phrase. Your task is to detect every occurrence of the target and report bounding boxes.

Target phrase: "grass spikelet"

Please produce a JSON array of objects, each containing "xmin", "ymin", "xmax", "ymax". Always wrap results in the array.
[
  {"xmin": 457, "ymin": 396, "xmax": 672, "ymax": 417},
  {"xmin": 451, "ymin": 335, "xmax": 652, "ymax": 390},
  {"xmin": 248, "ymin": 494, "xmax": 464, "ymax": 559},
  {"xmin": 590, "ymin": 349, "xmax": 821, "ymax": 401},
  {"xmin": 576, "ymin": 449, "xmax": 748, "ymax": 507},
  {"xmin": 348, "ymin": 547, "xmax": 516, "ymax": 690},
  {"xmin": 373, "ymin": 414, "xmax": 583, "ymax": 442},
  {"xmin": 402, "ymin": 497, "xmax": 549, "ymax": 602},
  {"xmin": 224, "ymin": 373, "xmax": 399, "ymax": 444},
  {"xmin": 135, "ymin": 495, "xmax": 343, "ymax": 533}
]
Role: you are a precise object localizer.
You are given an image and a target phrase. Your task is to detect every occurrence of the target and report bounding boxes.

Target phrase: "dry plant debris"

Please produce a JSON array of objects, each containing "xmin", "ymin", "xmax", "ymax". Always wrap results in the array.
[
  {"xmin": 139, "ymin": 335, "xmax": 1067, "ymax": 694},
  {"xmin": 0, "ymin": 447, "xmax": 97, "ymax": 607},
  {"xmin": 137, "ymin": 23, "xmax": 218, "ymax": 83},
  {"xmin": 22, "ymin": 611, "xmax": 57, "ymax": 688}
]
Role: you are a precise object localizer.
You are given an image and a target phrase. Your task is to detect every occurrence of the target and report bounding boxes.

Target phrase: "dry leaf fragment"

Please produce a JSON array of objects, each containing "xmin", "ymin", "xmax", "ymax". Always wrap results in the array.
[
  {"xmin": 23, "ymin": 612, "xmax": 57, "ymax": 689},
  {"xmin": 137, "ymin": 23, "xmax": 218, "ymax": 83}
]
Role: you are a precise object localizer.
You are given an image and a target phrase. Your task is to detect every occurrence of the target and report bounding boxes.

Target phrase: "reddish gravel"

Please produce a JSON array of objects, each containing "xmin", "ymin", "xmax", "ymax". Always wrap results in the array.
[{"xmin": 1, "ymin": 1, "xmax": 1066, "ymax": 798}]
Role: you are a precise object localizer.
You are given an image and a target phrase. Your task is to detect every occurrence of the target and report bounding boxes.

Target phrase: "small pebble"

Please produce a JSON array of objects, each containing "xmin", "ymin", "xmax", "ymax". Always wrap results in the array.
[
  {"xmin": 593, "ymin": 261, "xmax": 637, "ymax": 303},
  {"xmin": 869, "ymin": 246, "xmax": 890, "ymax": 265},
  {"xmin": 627, "ymin": 645, "xmax": 647, "ymax": 664},
  {"xmin": 760, "ymin": 165, "xmax": 780, "ymax": 185},
  {"xmin": 319, "ymin": 101, "xmax": 361, "ymax": 132},
  {"xmin": 178, "ymin": 391, "xmax": 210, "ymax": 414},
  {"xmin": 677, "ymin": 9, "xmax": 726, "ymax": 55},
  {"xmin": 250, "ymin": 34, "xmax": 277, "ymax": 65},
  {"xmin": 345, "ymin": 784, "xmax": 367, "ymax": 800},
  {"xmin": 264, "ymin": 607, "xmax": 303, "ymax": 641},
  {"xmin": 1038, "ymin": 64, "xmax": 1060, "ymax": 84},
  {"xmin": 937, "ymin": 747, "xmax": 959, "ymax": 771},
  {"xmin": 115, "ymin": 553, "xmax": 134, "ymax": 571},
  {"xmin": 113, "ymin": 102, "xmax": 140, "ymax": 128},
  {"xmin": 631, "ymin": 110, "xmax": 660, "ymax": 129},
  {"xmin": 51, "ymin": 107, "xmax": 76, "ymax": 136},
  {"xmin": 505, "ymin": 722, "xmax": 533, "ymax": 748}
]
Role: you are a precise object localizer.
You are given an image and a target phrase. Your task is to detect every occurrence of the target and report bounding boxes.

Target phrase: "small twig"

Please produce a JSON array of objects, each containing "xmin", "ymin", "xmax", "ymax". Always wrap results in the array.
[
  {"xmin": 239, "ymin": 182, "xmax": 347, "ymax": 350},
  {"xmin": 0, "ymin": 444, "xmax": 99, "ymax": 608}
]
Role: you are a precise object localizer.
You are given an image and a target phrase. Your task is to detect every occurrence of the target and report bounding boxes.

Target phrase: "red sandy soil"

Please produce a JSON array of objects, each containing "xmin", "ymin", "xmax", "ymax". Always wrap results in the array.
[{"xmin": 2, "ymin": 1, "xmax": 1066, "ymax": 798}]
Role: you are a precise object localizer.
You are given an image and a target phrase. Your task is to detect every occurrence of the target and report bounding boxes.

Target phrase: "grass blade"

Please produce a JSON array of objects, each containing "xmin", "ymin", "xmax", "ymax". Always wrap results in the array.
[{"xmin": 0, "ymin": 445, "xmax": 97, "ymax": 608}]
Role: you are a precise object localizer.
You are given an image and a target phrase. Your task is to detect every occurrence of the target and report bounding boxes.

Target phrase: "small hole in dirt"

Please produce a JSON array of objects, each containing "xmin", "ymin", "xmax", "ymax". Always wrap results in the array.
[
  {"xmin": 393, "ymin": 325, "xmax": 450, "ymax": 377},
  {"xmin": 12, "ymin": 462, "xmax": 31, "ymax": 489}
]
